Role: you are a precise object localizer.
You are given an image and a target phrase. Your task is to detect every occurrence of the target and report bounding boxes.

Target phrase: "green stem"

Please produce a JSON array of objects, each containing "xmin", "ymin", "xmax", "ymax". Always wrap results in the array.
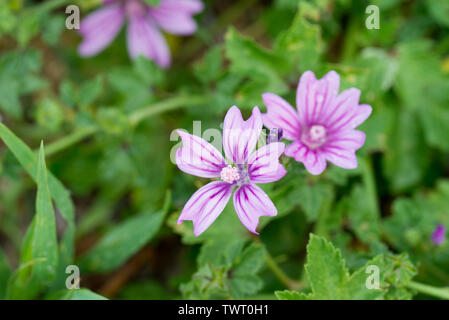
[
  {"xmin": 265, "ymin": 251, "xmax": 303, "ymax": 291},
  {"xmin": 44, "ymin": 126, "xmax": 98, "ymax": 157},
  {"xmin": 407, "ymin": 281, "xmax": 449, "ymax": 300},
  {"xmin": 42, "ymin": 94, "xmax": 208, "ymax": 157},
  {"xmin": 128, "ymin": 94, "xmax": 207, "ymax": 126}
]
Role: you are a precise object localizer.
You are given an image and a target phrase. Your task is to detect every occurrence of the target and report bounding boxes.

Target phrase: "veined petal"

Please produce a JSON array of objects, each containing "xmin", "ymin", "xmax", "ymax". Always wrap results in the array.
[
  {"xmin": 175, "ymin": 130, "xmax": 226, "ymax": 178},
  {"xmin": 78, "ymin": 4, "xmax": 125, "ymax": 57},
  {"xmin": 322, "ymin": 146, "xmax": 358, "ymax": 169},
  {"xmin": 127, "ymin": 15, "xmax": 171, "ymax": 67},
  {"xmin": 296, "ymin": 71, "xmax": 340, "ymax": 126},
  {"xmin": 325, "ymin": 129, "xmax": 366, "ymax": 151},
  {"xmin": 233, "ymin": 183, "xmax": 277, "ymax": 234},
  {"xmin": 149, "ymin": 5, "xmax": 198, "ymax": 35},
  {"xmin": 284, "ymin": 141, "xmax": 327, "ymax": 175},
  {"xmin": 248, "ymin": 142, "xmax": 286, "ymax": 183},
  {"xmin": 178, "ymin": 182, "xmax": 233, "ymax": 236},
  {"xmin": 155, "ymin": 0, "xmax": 204, "ymax": 14},
  {"xmin": 329, "ymin": 103, "xmax": 372, "ymax": 132},
  {"xmin": 223, "ymin": 106, "xmax": 262, "ymax": 165},
  {"xmin": 322, "ymin": 89, "xmax": 370, "ymax": 133},
  {"xmin": 261, "ymin": 93, "xmax": 301, "ymax": 141},
  {"xmin": 302, "ymin": 150, "xmax": 327, "ymax": 175}
]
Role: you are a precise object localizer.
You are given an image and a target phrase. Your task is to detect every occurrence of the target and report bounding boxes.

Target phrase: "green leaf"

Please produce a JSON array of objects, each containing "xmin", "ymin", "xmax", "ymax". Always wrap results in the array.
[
  {"xmin": 79, "ymin": 75, "xmax": 103, "ymax": 107},
  {"xmin": 383, "ymin": 109, "xmax": 429, "ymax": 192},
  {"xmin": 347, "ymin": 184, "xmax": 381, "ymax": 245},
  {"xmin": 300, "ymin": 235, "xmax": 406, "ymax": 300},
  {"xmin": 7, "ymin": 143, "xmax": 59, "ymax": 298},
  {"xmin": 274, "ymin": 1, "xmax": 323, "ymax": 71},
  {"xmin": 194, "ymin": 46, "xmax": 223, "ymax": 84},
  {"xmin": 0, "ymin": 78, "xmax": 21, "ymax": 118},
  {"xmin": 275, "ymin": 290, "xmax": 308, "ymax": 300},
  {"xmin": 383, "ymin": 180, "xmax": 449, "ymax": 253},
  {"xmin": 31, "ymin": 142, "xmax": 59, "ymax": 282},
  {"xmin": 228, "ymin": 243, "xmax": 266, "ymax": 298},
  {"xmin": 142, "ymin": 0, "xmax": 161, "ymax": 6},
  {"xmin": 426, "ymin": 0, "xmax": 449, "ymax": 27},
  {"xmin": 61, "ymin": 289, "xmax": 108, "ymax": 300},
  {"xmin": 42, "ymin": 14, "xmax": 65, "ymax": 45},
  {"xmin": 77, "ymin": 192, "xmax": 171, "ymax": 273},
  {"xmin": 132, "ymin": 56, "xmax": 164, "ymax": 86},
  {"xmin": 182, "ymin": 242, "xmax": 267, "ymax": 299},
  {"xmin": 305, "ymin": 234, "xmax": 349, "ymax": 299},
  {"xmin": 180, "ymin": 264, "xmax": 230, "ymax": 300},
  {"xmin": 0, "ymin": 123, "xmax": 75, "ymax": 286},
  {"xmin": 0, "ymin": 249, "xmax": 11, "ymax": 299},
  {"xmin": 225, "ymin": 27, "xmax": 288, "ymax": 104}
]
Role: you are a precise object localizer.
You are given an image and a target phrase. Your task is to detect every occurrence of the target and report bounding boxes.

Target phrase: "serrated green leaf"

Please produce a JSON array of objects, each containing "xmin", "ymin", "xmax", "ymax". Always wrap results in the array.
[
  {"xmin": 305, "ymin": 234, "xmax": 349, "ymax": 299},
  {"xmin": 275, "ymin": 290, "xmax": 308, "ymax": 300},
  {"xmin": 300, "ymin": 235, "xmax": 417, "ymax": 300},
  {"xmin": 383, "ymin": 109, "xmax": 429, "ymax": 192}
]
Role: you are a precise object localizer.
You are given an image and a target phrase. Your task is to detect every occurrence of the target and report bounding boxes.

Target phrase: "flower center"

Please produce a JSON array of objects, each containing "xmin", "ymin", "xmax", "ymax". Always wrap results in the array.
[
  {"xmin": 125, "ymin": 0, "xmax": 146, "ymax": 16},
  {"xmin": 220, "ymin": 165, "xmax": 240, "ymax": 183},
  {"xmin": 301, "ymin": 125, "xmax": 327, "ymax": 149}
]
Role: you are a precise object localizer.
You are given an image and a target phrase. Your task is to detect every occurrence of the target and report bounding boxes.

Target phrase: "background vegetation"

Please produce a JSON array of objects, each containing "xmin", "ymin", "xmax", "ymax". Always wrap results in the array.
[{"xmin": 0, "ymin": 0, "xmax": 449, "ymax": 300}]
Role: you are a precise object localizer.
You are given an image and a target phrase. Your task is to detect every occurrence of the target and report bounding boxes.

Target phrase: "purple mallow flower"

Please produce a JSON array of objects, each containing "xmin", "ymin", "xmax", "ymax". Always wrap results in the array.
[
  {"xmin": 432, "ymin": 224, "xmax": 446, "ymax": 246},
  {"xmin": 78, "ymin": 0, "xmax": 204, "ymax": 68},
  {"xmin": 175, "ymin": 106, "xmax": 287, "ymax": 236},
  {"xmin": 261, "ymin": 71, "xmax": 372, "ymax": 175}
]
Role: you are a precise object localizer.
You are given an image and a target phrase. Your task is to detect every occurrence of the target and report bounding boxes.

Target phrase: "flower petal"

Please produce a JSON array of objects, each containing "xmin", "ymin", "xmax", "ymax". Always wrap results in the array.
[
  {"xmin": 261, "ymin": 93, "xmax": 301, "ymax": 141},
  {"xmin": 248, "ymin": 142, "xmax": 286, "ymax": 183},
  {"xmin": 296, "ymin": 70, "xmax": 340, "ymax": 126},
  {"xmin": 149, "ymin": 0, "xmax": 202, "ymax": 35},
  {"xmin": 150, "ymin": 10, "xmax": 197, "ymax": 35},
  {"xmin": 325, "ymin": 129, "xmax": 366, "ymax": 151},
  {"xmin": 223, "ymin": 106, "xmax": 262, "ymax": 165},
  {"xmin": 175, "ymin": 130, "xmax": 226, "ymax": 178},
  {"xmin": 178, "ymin": 181, "xmax": 233, "ymax": 236},
  {"xmin": 233, "ymin": 183, "xmax": 277, "ymax": 234},
  {"xmin": 321, "ymin": 146, "xmax": 358, "ymax": 169},
  {"xmin": 127, "ymin": 15, "xmax": 171, "ymax": 67},
  {"xmin": 284, "ymin": 141, "xmax": 327, "ymax": 175},
  {"xmin": 78, "ymin": 4, "xmax": 125, "ymax": 57},
  {"xmin": 323, "ymin": 89, "xmax": 372, "ymax": 133}
]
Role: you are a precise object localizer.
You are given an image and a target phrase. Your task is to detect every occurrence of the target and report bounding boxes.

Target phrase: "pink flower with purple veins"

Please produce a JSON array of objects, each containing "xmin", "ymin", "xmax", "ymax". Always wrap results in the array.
[
  {"xmin": 262, "ymin": 70, "xmax": 372, "ymax": 175},
  {"xmin": 175, "ymin": 106, "xmax": 287, "ymax": 236},
  {"xmin": 78, "ymin": 0, "xmax": 204, "ymax": 68}
]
